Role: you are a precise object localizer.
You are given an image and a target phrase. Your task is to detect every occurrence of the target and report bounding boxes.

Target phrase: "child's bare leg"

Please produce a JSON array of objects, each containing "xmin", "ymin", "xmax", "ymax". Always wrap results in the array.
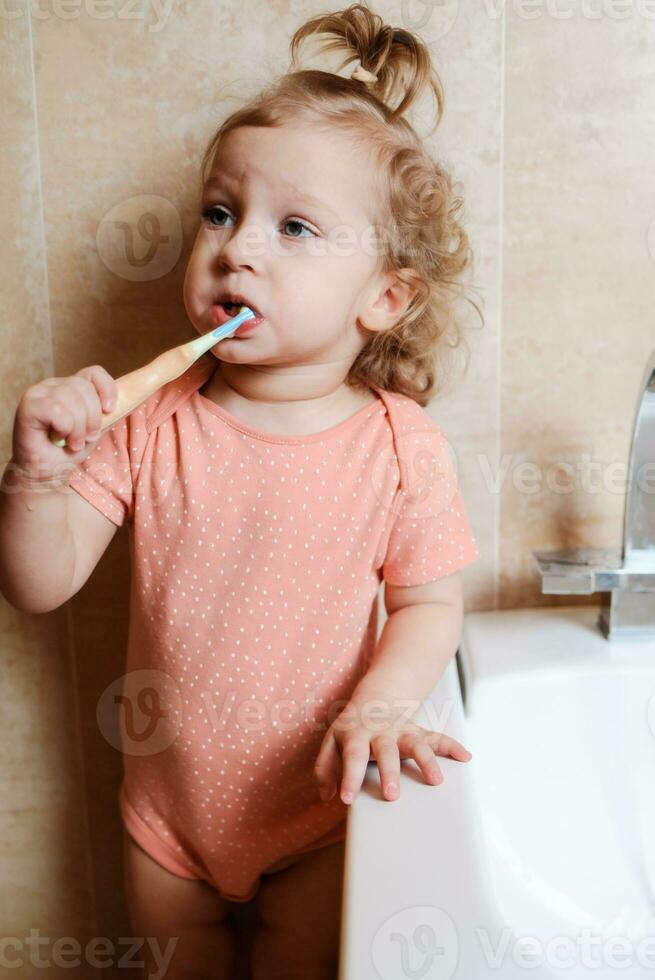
[
  {"xmin": 122, "ymin": 829, "xmax": 236, "ymax": 980},
  {"xmin": 251, "ymin": 839, "xmax": 345, "ymax": 980}
]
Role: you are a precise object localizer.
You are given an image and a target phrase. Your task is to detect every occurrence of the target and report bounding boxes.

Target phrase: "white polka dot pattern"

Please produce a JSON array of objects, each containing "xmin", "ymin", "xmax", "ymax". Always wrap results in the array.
[{"xmin": 66, "ymin": 355, "xmax": 480, "ymax": 900}]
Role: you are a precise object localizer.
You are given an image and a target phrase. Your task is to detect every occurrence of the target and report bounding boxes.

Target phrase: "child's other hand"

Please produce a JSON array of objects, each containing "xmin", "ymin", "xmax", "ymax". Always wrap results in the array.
[{"xmin": 313, "ymin": 700, "xmax": 472, "ymax": 805}]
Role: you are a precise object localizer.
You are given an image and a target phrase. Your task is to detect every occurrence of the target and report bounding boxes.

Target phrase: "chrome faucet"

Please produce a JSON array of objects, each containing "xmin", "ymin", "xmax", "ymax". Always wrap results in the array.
[{"xmin": 533, "ymin": 348, "xmax": 655, "ymax": 640}]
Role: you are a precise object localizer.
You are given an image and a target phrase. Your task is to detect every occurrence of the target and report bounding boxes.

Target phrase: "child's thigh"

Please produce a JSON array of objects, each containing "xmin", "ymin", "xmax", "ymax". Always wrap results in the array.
[
  {"xmin": 251, "ymin": 839, "xmax": 345, "ymax": 980},
  {"xmin": 122, "ymin": 829, "xmax": 236, "ymax": 980}
]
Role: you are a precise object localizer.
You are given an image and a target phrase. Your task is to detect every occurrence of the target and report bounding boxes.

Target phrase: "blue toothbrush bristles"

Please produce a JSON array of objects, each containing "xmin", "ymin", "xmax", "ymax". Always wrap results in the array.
[{"xmin": 210, "ymin": 306, "xmax": 255, "ymax": 342}]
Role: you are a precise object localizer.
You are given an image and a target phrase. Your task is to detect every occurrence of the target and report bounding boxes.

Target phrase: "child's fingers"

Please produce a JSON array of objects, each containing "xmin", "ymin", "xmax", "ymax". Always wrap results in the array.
[
  {"xmin": 411, "ymin": 739, "xmax": 444, "ymax": 785},
  {"xmin": 75, "ymin": 365, "xmax": 117, "ymax": 414},
  {"xmin": 337, "ymin": 735, "xmax": 371, "ymax": 805},
  {"xmin": 313, "ymin": 733, "xmax": 341, "ymax": 801},
  {"xmin": 426, "ymin": 731, "xmax": 473, "ymax": 761},
  {"xmin": 371, "ymin": 734, "xmax": 401, "ymax": 800}
]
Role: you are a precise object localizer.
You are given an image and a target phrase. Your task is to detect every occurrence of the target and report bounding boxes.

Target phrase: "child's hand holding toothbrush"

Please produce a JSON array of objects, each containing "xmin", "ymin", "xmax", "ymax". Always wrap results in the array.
[
  {"xmin": 8, "ymin": 308, "xmax": 255, "ymax": 483},
  {"xmin": 9, "ymin": 366, "xmax": 118, "ymax": 486}
]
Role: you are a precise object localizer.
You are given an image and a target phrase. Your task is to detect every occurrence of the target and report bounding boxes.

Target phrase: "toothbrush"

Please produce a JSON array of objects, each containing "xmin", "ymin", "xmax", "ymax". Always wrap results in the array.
[{"xmin": 49, "ymin": 307, "xmax": 255, "ymax": 447}]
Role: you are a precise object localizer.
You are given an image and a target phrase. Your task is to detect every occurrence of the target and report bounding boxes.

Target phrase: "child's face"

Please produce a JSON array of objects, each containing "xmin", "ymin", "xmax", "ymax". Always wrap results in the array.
[{"xmin": 183, "ymin": 123, "xmax": 397, "ymax": 374}]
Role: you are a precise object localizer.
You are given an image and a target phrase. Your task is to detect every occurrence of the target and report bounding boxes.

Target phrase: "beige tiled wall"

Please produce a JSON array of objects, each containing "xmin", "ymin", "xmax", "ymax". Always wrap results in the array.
[
  {"xmin": 1, "ymin": 0, "xmax": 654, "ymax": 969},
  {"xmin": 0, "ymin": 8, "xmax": 101, "ymax": 978},
  {"xmin": 500, "ymin": 6, "xmax": 655, "ymax": 609}
]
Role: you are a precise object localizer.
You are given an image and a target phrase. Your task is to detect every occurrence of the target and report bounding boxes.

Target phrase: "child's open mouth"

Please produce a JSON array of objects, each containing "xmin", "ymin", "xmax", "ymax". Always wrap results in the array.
[{"xmin": 210, "ymin": 302, "xmax": 263, "ymax": 335}]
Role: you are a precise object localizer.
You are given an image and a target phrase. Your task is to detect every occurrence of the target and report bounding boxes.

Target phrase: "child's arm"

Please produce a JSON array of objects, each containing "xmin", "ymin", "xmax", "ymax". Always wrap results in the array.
[
  {"xmin": 0, "ymin": 365, "xmax": 119, "ymax": 614},
  {"xmin": 355, "ymin": 572, "xmax": 464, "ymax": 711},
  {"xmin": 314, "ymin": 571, "xmax": 471, "ymax": 805},
  {"xmin": 0, "ymin": 467, "xmax": 117, "ymax": 614}
]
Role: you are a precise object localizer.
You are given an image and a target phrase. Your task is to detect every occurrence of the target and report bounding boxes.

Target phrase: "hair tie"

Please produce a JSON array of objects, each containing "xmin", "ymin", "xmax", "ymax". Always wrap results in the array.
[{"xmin": 350, "ymin": 60, "xmax": 378, "ymax": 85}]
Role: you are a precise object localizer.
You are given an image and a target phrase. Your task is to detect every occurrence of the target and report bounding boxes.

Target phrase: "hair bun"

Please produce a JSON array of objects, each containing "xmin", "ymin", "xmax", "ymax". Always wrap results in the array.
[{"xmin": 289, "ymin": 1, "xmax": 444, "ymax": 127}]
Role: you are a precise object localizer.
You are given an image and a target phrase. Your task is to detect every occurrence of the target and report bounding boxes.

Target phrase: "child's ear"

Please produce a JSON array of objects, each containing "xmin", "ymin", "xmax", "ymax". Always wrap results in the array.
[{"xmin": 358, "ymin": 270, "xmax": 418, "ymax": 334}]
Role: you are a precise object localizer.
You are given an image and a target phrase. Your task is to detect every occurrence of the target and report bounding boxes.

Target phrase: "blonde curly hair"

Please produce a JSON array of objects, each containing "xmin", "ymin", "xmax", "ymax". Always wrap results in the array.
[{"xmin": 200, "ymin": 2, "xmax": 483, "ymax": 407}]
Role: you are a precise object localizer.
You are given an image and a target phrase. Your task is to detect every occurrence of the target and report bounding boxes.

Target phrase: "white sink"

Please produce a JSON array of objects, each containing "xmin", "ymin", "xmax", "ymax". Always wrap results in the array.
[{"xmin": 339, "ymin": 605, "xmax": 655, "ymax": 979}]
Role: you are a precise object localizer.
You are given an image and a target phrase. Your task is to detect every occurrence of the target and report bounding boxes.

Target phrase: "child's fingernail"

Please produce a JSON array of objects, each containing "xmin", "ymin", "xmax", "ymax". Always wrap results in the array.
[{"xmin": 342, "ymin": 791, "xmax": 353, "ymax": 804}]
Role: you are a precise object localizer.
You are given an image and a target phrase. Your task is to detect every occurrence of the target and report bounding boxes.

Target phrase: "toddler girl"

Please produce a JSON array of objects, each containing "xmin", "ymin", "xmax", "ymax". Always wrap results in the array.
[{"xmin": 0, "ymin": 3, "xmax": 482, "ymax": 977}]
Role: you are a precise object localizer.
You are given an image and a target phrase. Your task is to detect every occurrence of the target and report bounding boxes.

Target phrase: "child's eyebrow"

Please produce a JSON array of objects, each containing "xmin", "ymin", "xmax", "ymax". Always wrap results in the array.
[
  {"xmin": 203, "ymin": 173, "xmax": 341, "ymax": 222},
  {"xmin": 283, "ymin": 183, "xmax": 341, "ymax": 222}
]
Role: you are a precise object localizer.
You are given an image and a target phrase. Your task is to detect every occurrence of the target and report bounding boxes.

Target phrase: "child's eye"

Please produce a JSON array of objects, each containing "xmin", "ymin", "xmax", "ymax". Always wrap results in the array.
[
  {"xmin": 202, "ymin": 205, "xmax": 232, "ymax": 228},
  {"xmin": 201, "ymin": 206, "xmax": 316, "ymax": 239},
  {"xmin": 282, "ymin": 219, "xmax": 315, "ymax": 239}
]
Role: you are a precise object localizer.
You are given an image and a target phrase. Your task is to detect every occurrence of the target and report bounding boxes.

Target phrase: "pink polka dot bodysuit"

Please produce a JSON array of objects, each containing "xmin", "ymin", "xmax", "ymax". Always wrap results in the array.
[{"xmin": 66, "ymin": 352, "xmax": 480, "ymax": 901}]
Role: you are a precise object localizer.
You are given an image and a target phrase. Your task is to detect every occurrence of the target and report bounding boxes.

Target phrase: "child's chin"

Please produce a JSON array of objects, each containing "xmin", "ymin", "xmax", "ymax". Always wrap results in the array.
[{"xmin": 208, "ymin": 340, "xmax": 261, "ymax": 361}]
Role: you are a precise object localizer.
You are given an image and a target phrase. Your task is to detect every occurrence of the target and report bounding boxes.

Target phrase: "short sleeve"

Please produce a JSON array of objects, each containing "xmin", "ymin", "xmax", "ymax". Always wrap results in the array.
[
  {"xmin": 381, "ymin": 423, "xmax": 480, "ymax": 586},
  {"xmin": 64, "ymin": 408, "xmax": 149, "ymax": 528}
]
